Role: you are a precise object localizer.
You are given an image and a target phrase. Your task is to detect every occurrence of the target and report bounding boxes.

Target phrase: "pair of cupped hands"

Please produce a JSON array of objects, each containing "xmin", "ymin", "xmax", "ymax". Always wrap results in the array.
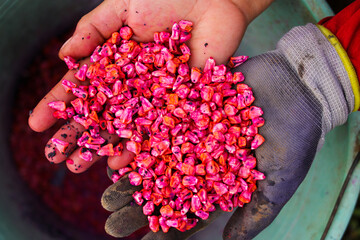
[{"xmin": 28, "ymin": 0, "xmax": 324, "ymax": 239}]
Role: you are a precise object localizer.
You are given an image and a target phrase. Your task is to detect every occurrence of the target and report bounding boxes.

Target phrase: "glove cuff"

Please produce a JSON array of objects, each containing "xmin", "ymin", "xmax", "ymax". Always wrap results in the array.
[
  {"xmin": 316, "ymin": 24, "xmax": 360, "ymax": 112},
  {"xmin": 276, "ymin": 23, "xmax": 354, "ymax": 137}
]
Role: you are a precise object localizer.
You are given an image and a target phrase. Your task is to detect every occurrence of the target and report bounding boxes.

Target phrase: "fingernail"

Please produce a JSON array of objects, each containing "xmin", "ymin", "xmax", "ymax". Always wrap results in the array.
[
  {"xmin": 60, "ymin": 37, "xmax": 73, "ymax": 52},
  {"xmin": 66, "ymin": 159, "xmax": 74, "ymax": 165}
]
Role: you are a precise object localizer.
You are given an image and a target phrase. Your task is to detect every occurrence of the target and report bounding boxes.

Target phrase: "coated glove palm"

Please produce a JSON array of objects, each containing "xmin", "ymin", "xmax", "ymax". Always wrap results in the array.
[{"xmin": 102, "ymin": 23, "xmax": 355, "ymax": 239}]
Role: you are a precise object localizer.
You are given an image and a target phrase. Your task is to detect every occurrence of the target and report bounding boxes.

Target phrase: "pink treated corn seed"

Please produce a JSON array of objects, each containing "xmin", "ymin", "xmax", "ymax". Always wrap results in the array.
[
  {"xmin": 111, "ymin": 173, "xmax": 121, "ymax": 183},
  {"xmin": 74, "ymin": 64, "xmax": 88, "ymax": 81},
  {"xmin": 51, "ymin": 138, "xmax": 69, "ymax": 153},
  {"xmin": 79, "ymin": 148, "xmax": 93, "ymax": 162},
  {"xmin": 97, "ymin": 143, "xmax": 114, "ymax": 156},
  {"xmin": 129, "ymin": 172, "xmax": 143, "ymax": 186},
  {"xmin": 160, "ymin": 205, "xmax": 174, "ymax": 218},
  {"xmin": 119, "ymin": 26, "xmax": 133, "ymax": 40},
  {"xmin": 63, "ymin": 56, "xmax": 79, "ymax": 70},
  {"xmin": 143, "ymin": 201, "xmax": 155, "ymax": 215},
  {"xmin": 48, "ymin": 101, "xmax": 66, "ymax": 112},
  {"xmin": 54, "ymin": 21, "xmax": 265, "ymax": 234},
  {"xmin": 148, "ymin": 216, "xmax": 160, "ymax": 232},
  {"xmin": 126, "ymin": 141, "xmax": 141, "ymax": 154},
  {"xmin": 133, "ymin": 191, "xmax": 144, "ymax": 205},
  {"xmin": 228, "ymin": 55, "xmax": 249, "ymax": 68},
  {"xmin": 61, "ymin": 79, "xmax": 77, "ymax": 93},
  {"xmin": 251, "ymin": 134, "xmax": 265, "ymax": 150},
  {"xmin": 195, "ymin": 210, "xmax": 209, "ymax": 220}
]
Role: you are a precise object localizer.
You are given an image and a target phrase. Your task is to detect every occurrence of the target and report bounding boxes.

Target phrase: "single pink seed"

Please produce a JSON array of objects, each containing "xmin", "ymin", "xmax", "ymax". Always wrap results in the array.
[
  {"xmin": 166, "ymin": 219, "xmax": 180, "ymax": 228},
  {"xmin": 239, "ymin": 190, "xmax": 252, "ymax": 203},
  {"xmin": 200, "ymin": 86, "xmax": 214, "ymax": 102},
  {"xmin": 159, "ymin": 216, "xmax": 170, "ymax": 233},
  {"xmin": 160, "ymin": 205, "xmax": 174, "ymax": 218},
  {"xmin": 116, "ymin": 129, "xmax": 133, "ymax": 138},
  {"xmin": 228, "ymin": 55, "xmax": 249, "ymax": 68},
  {"xmin": 191, "ymin": 195, "xmax": 202, "ymax": 212},
  {"xmin": 126, "ymin": 141, "xmax": 142, "ymax": 155},
  {"xmin": 213, "ymin": 182, "xmax": 229, "ymax": 196},
  {"xmin": 129, "ymin": 171, "xmax": 143, "ymax": 186},
  {"xmin": 119, "ymin": 26, "xmax": 133, "ymax": 40},
  {"xmin": 251, "ymin": 134, "xmax": 265, "ymax": 150},
  {"xmin": 48, "ymin": 101, "xmax": 66, "ymax": 111},
  {"xmin": 51, "ymin": 138, "xmax": 69, "ymax": 153},
  {"xmin": 63, "ymin": 56, "xmax": 79, "ymax": 70},
  {"xmin": 182, "ymin": 176, "xmax": 198, "ymax": 186},
  {"xmin": 224, "ymin": 104, "xmax": 238, "ymax": 116},
  {"xmin": 195, "ymin": 210, "xmax": 209, "ymax": 220},
  {"xmin": 148, "ymin": 216, "xmax": 160, "ymax": 232},
  {"xmin": 143, "ymin": 201, "xmax": 155, "ymax": 215},
  {"xmin": 251, "ymin": 169, "xmax": 266, "ymax": 180},
  {"xmin": 111, "ymin": 173, "xmax": 121, "ymax": 183},
  {"xmin": 72, "ymin": 87, "xmax": 88, "ymax": 100},
  {"xmin": 133, "ymin": 191, "xmax": 144, "ymax": 205},
  {"xmin": 178, "ymin": 20, "xmax": 193, "ymax": 32},
  {"xmin": 249, "ymin": 106, "xmax": 263, "ymax": 119},
  {"xmin": 79, "ymin": 148, "xmax": 93, "ymax": 162},
  {"xmin": 74, "ymin": 64, "xmax": 88, "ymax": 81},
  {"xmin": 204, "ymin": 57, "xmax": 215, "ymax": 72},
  {"xmin": 61, "ymin": 79, "xmax": 77, "ymax": 93},
  {"xmin": 97, "ymin": 143, "xmax": 114, "ymax": 156},
  {"xmin": 155, "ymin": 175, "xmax": 169, "ymax": 188}
]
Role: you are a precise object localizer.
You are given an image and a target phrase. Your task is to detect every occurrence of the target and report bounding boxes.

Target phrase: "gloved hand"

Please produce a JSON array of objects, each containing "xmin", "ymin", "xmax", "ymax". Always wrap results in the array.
[{"xmin": 101, "ymin": 22, "xmax": 358, "ymax": 239}]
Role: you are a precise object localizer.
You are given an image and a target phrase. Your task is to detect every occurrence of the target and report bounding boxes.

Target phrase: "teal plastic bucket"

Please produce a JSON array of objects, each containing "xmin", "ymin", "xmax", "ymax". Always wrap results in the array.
[
  {"xmin": 0, "ymin": 1, "xmax": 104, "ymax": 239},
  {"xmin": 0, "ymin": 0, "xmax": 359, "ymax": 239}
]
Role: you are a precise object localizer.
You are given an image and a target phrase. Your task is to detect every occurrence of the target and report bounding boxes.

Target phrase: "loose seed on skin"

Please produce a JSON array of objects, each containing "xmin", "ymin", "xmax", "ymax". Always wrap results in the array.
[
  {"xmin": 48, "ymin": 101, "xmax": 66, "ymax": 111},
  {"xmin": 51, "ymin": 138, "xmax": 69, "ymax": 153},
  {"xmin": 79, "ymin": 147, "xmax": 93, "ymax": 162}
]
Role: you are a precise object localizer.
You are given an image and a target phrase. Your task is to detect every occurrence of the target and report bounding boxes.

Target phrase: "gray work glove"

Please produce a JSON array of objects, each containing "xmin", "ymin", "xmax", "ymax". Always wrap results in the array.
[{"xmin": 101, "ymin": 23, "xmax": 356, "ymax": 239}]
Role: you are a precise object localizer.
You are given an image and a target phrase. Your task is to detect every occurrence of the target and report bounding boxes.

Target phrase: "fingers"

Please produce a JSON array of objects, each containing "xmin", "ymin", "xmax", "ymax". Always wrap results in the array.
[
  {"xmin": 105, "ymin": 204, "xmax": 148, "ymax": 238},
  {"xmin": 102, "ymin": 175, "xmax": 223, "ymax": 240},
  {"xmin": 66, "ymin": 129, "xmax": 120, "ymax": 173},
  {"xmin": 141, "ymin": 209, "xmax": 223, "ymax": 240},
  {"xmin": 28, "ymin": 59, "xmax": 91, "ymax": 132},
  {"xmin": 101, "ymin": 174, "xmax": 141, "ymax": 211},
  {"xmin": 44, "ymin": 121, "xmax": 82, "ymax": 164},
  {"xmin": 107, "ymin": 166, "xmax": 116, "ymax": 180},
  {"xmin": 186, "ymin": 0, "xmax": 246, "ymax": 68},
  {"xmin": 44, "ymin": 119, "xmax": 120, "ymax": 173},
  {"xmin": 221, "ymin": 55, "xmax": 323, "ymax": 240},
  {"xmin": 59, "ymin": 0, "xmax": 127, "ymax": 60},
  {"xmin": 65, "ymin": 146, "xmax": 102, "ymax": 173},
  {"xmin": 107, "ymin": 139, "xmax": 135, "ymax": 170},
  {"xmin": 223, "ymin": 188, "xmax": 278, "ymax": 240}
]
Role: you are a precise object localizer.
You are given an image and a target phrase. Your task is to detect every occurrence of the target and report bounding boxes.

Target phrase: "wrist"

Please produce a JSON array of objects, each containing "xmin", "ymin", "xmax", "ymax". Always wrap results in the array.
[
  {"xmin": 316, "ymin": 24, "xmax": 360, "ymax": 112},
  {"xmin": 277, "ymin": 23, "xmax": 354, "ymax": 133},
  {"xmin": 230, "ymin": 0, "xmax": 274, "ymax": 23}
]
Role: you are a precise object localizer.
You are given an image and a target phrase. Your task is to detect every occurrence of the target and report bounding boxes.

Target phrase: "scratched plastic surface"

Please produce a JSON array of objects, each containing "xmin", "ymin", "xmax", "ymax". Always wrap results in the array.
[{"xmin": 0, "ymin": 0, "xmax": 359, "ymax": 240}]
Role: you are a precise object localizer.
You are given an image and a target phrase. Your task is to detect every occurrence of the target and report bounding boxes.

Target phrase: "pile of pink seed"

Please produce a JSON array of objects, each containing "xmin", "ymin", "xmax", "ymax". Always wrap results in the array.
[{"xmin": 50, "ymin": 20, "xmax": 265, "ymax": 233}]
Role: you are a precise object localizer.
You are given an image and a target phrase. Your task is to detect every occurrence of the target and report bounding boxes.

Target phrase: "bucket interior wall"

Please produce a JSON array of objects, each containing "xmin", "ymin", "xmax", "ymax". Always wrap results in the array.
[{"xmin": 0, "ymin": 1, "xmax": 103, "ymax": 239}]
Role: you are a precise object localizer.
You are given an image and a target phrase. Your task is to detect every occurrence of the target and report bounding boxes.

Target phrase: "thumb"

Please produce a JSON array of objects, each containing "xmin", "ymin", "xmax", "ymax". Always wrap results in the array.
[{"xmin": 59, "ymin": 0, "xmax": 127, "ymax": 60}]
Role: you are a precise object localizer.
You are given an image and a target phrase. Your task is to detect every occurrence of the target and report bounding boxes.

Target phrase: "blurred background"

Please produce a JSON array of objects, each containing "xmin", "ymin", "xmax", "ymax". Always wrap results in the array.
[{"xmin": 0, "ymin": 0, "xmax": 359, "ymax": 239}]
